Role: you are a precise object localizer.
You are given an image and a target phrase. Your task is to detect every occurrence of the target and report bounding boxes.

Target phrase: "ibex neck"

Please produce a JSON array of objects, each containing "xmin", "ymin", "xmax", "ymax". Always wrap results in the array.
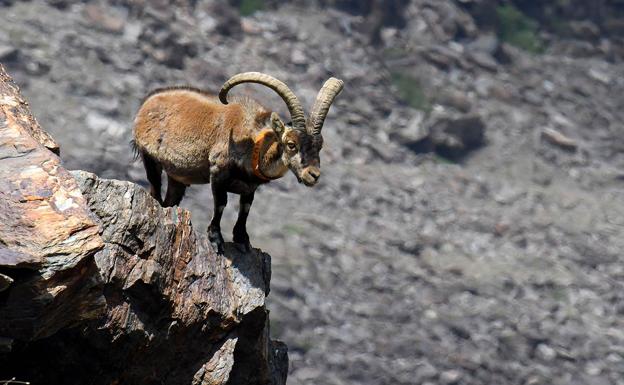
[{"xmin": 251, "ymin": 130, "xmax": 287, "ymax": 182}]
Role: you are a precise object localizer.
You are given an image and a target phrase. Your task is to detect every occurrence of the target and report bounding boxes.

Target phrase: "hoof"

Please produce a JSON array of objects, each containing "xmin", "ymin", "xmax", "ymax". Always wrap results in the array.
[
  {"xmin": 208, "ymin": 228, "xmax": 225, "ymax": 255},
  {"xmin": 234, "ymin": 241, "xmax": 252, "ymax": 253},
  {"xmin": 233, "ymin": 229, "xmax": 251, "ymax": 253},
  {"xmin": 211, "ymin": 241, "xmax": 225, "ymax": 255}
]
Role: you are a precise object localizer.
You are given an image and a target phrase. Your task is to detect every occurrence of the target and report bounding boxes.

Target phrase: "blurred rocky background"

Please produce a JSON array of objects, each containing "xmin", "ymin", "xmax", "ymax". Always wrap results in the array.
[{"xmin": 1, "ymin": 0, "xmax": 624, "ymax": 384}]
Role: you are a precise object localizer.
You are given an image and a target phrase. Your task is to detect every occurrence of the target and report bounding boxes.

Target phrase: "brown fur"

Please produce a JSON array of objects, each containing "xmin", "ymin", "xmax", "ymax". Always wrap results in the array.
[
  {"xmin": 259, "ymin": 137, "xmax": 288, "ymax": 179},
  {"xmin": 135, "ymin": 89, "xmax": 260, "ymax": 184}
]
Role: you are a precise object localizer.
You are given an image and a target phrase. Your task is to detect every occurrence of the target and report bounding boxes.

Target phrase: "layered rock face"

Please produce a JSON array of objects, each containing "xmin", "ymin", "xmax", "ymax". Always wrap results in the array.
[{"xmin": 0, "ymin": 65, "xmax": 286, "ymax": 385}]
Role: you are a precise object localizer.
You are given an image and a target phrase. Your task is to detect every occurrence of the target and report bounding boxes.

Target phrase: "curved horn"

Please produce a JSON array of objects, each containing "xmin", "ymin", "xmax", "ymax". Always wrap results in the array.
[
  {"xmin": 219, "ymin": 72, "xmax": 306, "ymax": 130},
  {"xmin": 307, "ymin": 77, "xmax": 344, "ymax": 136}
]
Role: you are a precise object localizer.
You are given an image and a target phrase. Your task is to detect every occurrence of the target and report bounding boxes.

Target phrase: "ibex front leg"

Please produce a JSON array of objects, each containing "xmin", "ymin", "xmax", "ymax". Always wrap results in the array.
[
  {"xmin": 233, "ymin": 191, "xmax": 255, "ymax": 252},
  {"xmin": 208, "ymin": 182, "xmax": 227, "ymax": 255}
]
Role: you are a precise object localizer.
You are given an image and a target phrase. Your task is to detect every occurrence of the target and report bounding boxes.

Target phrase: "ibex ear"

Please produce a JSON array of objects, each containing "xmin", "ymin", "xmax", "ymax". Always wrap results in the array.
[{"xmin": 270, "ymin": 112, "xmax": 286, "ymax": 137}]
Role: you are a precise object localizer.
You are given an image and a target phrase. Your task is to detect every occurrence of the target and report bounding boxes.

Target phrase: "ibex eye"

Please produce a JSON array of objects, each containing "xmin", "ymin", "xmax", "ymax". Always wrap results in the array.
[{"xmin": 287, "ymin": 142, "xmax": 296, "ymax": 150}]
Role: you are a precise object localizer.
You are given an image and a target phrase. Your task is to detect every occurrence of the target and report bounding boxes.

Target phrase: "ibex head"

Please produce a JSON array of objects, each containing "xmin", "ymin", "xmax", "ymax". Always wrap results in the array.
[{"xmin": 220, "ymin": 72, "xmax": 344, "ymax": 186}]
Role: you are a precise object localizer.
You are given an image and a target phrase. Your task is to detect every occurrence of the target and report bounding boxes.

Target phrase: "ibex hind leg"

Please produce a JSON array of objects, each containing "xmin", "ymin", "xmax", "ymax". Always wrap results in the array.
[
  {"xmin": 141, "ymin": 152, "xmax": 163, "ymax": 205},
  {"xmin": 163, "ymin": 176, "xmax": 187, "ymax": 207}
]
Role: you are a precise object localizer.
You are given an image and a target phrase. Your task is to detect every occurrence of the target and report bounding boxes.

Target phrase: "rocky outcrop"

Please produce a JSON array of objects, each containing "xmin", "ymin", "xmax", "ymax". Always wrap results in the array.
[
  {"xmin": 0, "ymin": 63, "xmax": 103, "ymax": 348},
  {"xmin": 0, "ymin": 65, "xmax": 287, "ymax": 384}
]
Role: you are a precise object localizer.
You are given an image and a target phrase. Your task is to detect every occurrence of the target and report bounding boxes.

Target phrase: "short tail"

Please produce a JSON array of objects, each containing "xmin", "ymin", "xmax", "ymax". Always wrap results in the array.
[{"xmin": 130, "ymin": 139, "xmax": 141, "ymax": 162}]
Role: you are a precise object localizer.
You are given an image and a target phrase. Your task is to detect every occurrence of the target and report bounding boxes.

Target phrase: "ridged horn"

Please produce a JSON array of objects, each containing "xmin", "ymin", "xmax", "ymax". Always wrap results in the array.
[
  {"xmin": 219, "ymin": 72, "xmax": 306, "ymax": 130},
  {"xmin": 307, "ymin": 77, "xmax": 344, "ymax": 136}
]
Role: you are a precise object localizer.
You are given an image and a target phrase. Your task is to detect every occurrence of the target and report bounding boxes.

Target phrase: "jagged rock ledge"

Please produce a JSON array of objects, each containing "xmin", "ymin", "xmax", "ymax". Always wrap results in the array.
[{"xmin": 0, "ymin": 64, "xmax": 287, "ymax": 384}]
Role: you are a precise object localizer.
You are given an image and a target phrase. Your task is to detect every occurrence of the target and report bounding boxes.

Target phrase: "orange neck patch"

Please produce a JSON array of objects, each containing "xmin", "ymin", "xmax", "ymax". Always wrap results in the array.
[{"xmin": 251, "ymin": 129, "xmax": 278, "ymax": 182}]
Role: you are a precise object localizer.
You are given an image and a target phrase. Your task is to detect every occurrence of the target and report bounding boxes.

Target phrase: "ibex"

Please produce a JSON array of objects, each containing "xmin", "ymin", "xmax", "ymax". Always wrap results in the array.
[{"xmin": 133, "ymin": 72, "xmax": 343, "ymax": 254}]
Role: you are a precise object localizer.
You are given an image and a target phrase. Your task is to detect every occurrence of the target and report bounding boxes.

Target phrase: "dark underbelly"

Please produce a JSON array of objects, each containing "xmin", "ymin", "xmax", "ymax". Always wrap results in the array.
[
  {"xmin": 226, "ymin": 179, "xmax": 258, "ymax": 195},
  {"xmin": 168, "ymin": 172, "xmax": 211, "ymax": 185},
  {"xmin": 168, "ymin": 165, "xmax": 261, "ymax": 195}
]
